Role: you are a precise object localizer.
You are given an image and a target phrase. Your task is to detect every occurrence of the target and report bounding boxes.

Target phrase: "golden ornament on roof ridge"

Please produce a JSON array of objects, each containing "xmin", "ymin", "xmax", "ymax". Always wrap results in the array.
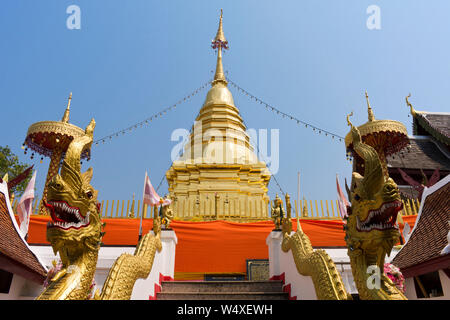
[
  {"xmin": 365, "ymin": 91, "xmax": 375, "ymax": 122},
  {"xmin": 61, "ymin": 92, "xmax": 72, "ymax": 123},
  {"xmin": 405, "ymin": 93, "xmax": 418, "ymax": 117}
]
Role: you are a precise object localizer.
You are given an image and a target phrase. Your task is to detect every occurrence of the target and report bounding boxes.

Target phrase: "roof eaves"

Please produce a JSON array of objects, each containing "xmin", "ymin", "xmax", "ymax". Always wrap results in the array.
[{"xmin": 413, "ymin": 112, "xmax": 450, "ymax": 146}]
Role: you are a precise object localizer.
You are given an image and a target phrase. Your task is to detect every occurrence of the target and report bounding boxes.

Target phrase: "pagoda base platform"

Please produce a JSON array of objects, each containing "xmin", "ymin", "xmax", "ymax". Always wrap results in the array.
[{"xmin": 22, "ymin": 216, "xmax": 417, "ymax": 278}]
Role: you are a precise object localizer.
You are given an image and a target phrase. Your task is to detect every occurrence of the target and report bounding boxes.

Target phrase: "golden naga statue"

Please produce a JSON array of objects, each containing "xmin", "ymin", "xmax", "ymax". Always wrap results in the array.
[
  {"xmin": 281, "ymin": 196, "xmax": 352, "ymax": 300},
  {"xmin": 344, "ymin": 120, "xmax": 406, "ymax": 300},
  {"xmin": 160, "ymin": 198, "xmax": 174, "ymax": 229},
  {"xmin": 271, "ymin": 194, "xmax": 284, "ymax": 230},
  {"xmin": 279, "ymin": 122, "xmax": 407, "ymax": 300},
  {"xmin": 36, "ymin": 119, "xmax": 162, "ymax": 300}
]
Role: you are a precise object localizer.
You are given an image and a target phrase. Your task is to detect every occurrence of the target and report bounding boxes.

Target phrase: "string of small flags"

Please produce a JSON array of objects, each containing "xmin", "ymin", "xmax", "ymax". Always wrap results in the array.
[
  {"xmin": 93, "ymin": 81, "xmax": 212, "ymax": 146},
  {"xmin": 155, "ymin": 171, "xmax": 167, "ymax": 193},
  {"xmin": 228, "ymin": 79, "xmax": 345, "ymax": 141},
  {"xmin": 269, "ymin": 173, "xmax": 285, "ymax": 197},
  {"xmin": 154, "ymin": 105, "xmax": 207, "ymax": 194},
  {"xmin": 239, "ymin": 117, "xmax": 286, "ymax": 197},
  {"xmin": 155, "ymin": 115, "xmax": 287, "ymax": 196}
]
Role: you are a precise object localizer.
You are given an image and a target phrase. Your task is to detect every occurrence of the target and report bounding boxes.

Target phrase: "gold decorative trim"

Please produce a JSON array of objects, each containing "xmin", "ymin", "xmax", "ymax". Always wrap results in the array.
[
  {"xmin": 345, "ymin": 119, "xmax": 408, "ymax": 148},
  {"xmin": 27, "ymin": 121, "xmax": 85, "ymax": 138}
]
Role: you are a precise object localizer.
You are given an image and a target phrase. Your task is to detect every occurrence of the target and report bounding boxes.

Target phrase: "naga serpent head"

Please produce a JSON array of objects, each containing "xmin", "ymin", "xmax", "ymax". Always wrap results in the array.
[
  {"xmin": 345, "ymin": 121, "xmax": 402, "ymax": 262},
  {"xmin": 45, "ymin": 119, "xmax": 102, "ymax": 259}
]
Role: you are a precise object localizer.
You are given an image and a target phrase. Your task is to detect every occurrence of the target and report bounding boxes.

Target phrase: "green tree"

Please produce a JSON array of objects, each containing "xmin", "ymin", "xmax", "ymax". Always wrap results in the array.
[{"xmin": 0, "ymin": 145, "xmax": 32, "ymax": 196}]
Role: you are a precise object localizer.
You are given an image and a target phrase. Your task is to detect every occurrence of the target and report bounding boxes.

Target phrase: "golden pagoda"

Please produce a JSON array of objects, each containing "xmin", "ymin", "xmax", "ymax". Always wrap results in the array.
[{"xmin": 165, "ymin": 10, "xmax": 271, "ymax": 221}]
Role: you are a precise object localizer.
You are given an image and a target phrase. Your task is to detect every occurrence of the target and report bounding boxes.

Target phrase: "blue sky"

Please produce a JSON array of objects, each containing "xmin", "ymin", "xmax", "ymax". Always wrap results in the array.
[{"xmin": 1, "ymin": 1, "xmax": 449, "ymax": 206}]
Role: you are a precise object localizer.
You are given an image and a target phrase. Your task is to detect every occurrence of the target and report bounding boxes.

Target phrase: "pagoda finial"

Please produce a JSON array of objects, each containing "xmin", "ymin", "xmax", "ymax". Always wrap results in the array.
[
  {"xmin": 214, "ymin": 9, "xmax": 227, "ymax": 44},
  {"xmin": 365, "ymin": 91, "xmax": 375, "ymax": 122},
  {"xmin": 211, "ymin": 9, "xmax": 228, "ymax": 86},
  {"xmin": 61, "ymin": 92, "xmax": 72, "ymax": 123}
]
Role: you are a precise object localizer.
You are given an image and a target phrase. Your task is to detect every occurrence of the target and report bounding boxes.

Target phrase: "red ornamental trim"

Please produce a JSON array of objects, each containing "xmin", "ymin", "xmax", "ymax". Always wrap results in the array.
[
  {"xmin": 211, "ymin": 40, "xmax": 229, "ymax": 50},
  {"xmin": 269, "ymin": 273, "xmax": 297, "ymax": 300},
  {"xmin": 149, "ymin": 273, "xmax": 174, "ymax": 300},
  {"xmin": 25, "ymin": 136, "xmax": 90, "ymax": 160}
]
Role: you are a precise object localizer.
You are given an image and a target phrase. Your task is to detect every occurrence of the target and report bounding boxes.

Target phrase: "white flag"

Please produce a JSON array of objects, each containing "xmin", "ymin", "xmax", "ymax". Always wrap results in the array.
[
  {"xmin": 17, "ymin": 170, "xmax": 37, "ymax": 238},
  {"xmin": 142, "ymin": 171, "xmax": 171, "ymax": 207}
]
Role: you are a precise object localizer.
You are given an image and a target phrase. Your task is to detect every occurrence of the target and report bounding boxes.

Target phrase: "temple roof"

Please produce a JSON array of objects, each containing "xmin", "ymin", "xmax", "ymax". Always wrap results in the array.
[
  {"xmin": 413, "ymin": 112, "xmax": 450, "ymax": 146},
  {"xmin": 0, "ymin": 182, "xmax": 47, "ymax": 283},
  {"xmin": 387, "ymin": 136, "xmax": 450, "ymax": 172},
  {"xmin": 405, "ymin": 95, "xmax": 450, "ymax": 146},
  {"xmin": 392, "ymin": 176, "xmax": 450, "ymax": 276}
]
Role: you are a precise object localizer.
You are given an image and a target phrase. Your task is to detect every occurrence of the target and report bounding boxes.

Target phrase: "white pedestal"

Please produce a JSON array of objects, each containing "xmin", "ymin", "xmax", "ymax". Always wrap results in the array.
[
  {"xmin": 266, "ymin": 230, "xmax": 356, "ymax": 300},
  {"xmin": 131, "ymin": 229, "xmax": 178, "ymax": 300},
  {"xmin": 159, "ymin": 229, "xmax": 178, "ymax": 280},
  {"xmin": 266, "ymin": 231, "xmax": 283, "ymax": 277},
  {"xmin": 266, "ymin": 230, "xmax": 317, "ymax": 300}
]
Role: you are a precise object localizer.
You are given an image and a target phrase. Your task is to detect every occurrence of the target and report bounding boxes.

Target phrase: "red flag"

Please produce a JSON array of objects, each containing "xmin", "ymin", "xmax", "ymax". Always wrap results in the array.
[
  {"xmin": 336, "ymin": 175, "xmax": 349, "ymax": 219},
  {"xmin": 7, "ymin": 165, "xmax": 33, "ymax": 193}
]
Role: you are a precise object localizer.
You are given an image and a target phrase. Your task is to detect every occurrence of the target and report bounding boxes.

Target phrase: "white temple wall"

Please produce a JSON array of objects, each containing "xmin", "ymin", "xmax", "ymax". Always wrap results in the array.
[
  {"xmin": 266, "ymin": 231, "xmax": 357, "ymax": 300},
  {"xmin": 404, "ymin": 269, "xmax": 450, "ymax": 300},
  {"xmin": 15, "ymin": 230, "xmax": 178, "ymax": 300}
]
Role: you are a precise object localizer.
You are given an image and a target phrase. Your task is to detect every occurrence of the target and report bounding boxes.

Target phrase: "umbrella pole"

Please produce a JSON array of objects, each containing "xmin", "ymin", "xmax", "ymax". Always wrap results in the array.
[{"xmin": 38, "ymin": 148, "xmax": 64, "ymax": 215}]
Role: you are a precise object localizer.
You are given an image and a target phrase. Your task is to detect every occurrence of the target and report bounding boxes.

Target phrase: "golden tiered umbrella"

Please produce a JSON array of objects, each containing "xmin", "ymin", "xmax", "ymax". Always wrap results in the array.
[
  {"xmin": 345, "ymin": 92, "xmax": 409, "ymax": 177},
  {"xmin": 23, "ymin": 93, "xmax": 91, "ymax": 214}
]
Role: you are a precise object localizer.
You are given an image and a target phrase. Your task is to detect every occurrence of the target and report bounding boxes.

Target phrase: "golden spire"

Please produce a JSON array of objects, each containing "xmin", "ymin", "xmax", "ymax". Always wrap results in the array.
[
  {"xmin": 214, "ymin": 9, "xmax": 227, "ymax": 44},
  {"xmin": 211, "ymin": 9, "xmax": 228, "ymax": 86},
  {"xmin": 61, "ymin": 92, "xmax": 72, "ymax": 123},
  {"xmin": 365, "ymin": 91, "xmax": 375, "ymax": 122}
]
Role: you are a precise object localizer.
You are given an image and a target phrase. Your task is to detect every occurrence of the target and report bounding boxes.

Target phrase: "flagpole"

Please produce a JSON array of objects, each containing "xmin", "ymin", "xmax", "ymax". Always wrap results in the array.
[
  {"xmin": 138, "ymin": 171, "xmax": 147, "ymax": 241},
  {"xmin": 336, "ymin": 173, "xmax": 341, "ymax": 218},
  {"xmin": 297, "ymin": 171, "xmax": 300, "ymax": 219}
]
